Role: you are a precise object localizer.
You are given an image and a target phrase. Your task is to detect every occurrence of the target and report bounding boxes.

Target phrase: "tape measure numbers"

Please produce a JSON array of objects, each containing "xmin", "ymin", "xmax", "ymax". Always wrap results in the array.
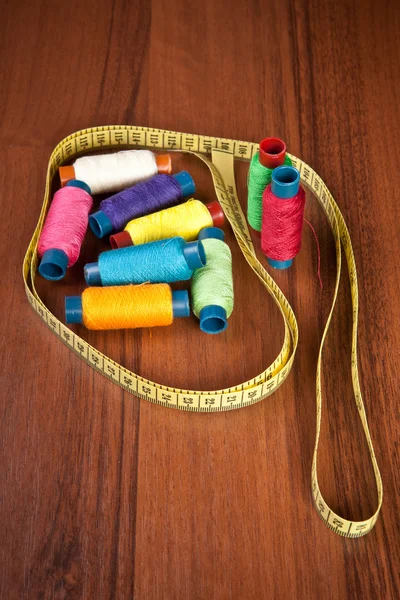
[{"xmin": 23, "ymin": 125, "xmax": 382, "ymax": 538}]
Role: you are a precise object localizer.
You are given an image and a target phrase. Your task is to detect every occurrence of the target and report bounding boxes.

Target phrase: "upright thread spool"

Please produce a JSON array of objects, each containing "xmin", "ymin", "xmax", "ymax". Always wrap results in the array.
[
  {"xmin": 247, "ymin": 137, "xmax": 292, "ymax": 232},
  {"xmin": 65, "ymin": 284, "xmax": 190, "ymax": 330},
  {"xmin": 38, "ymin": 180, "xmax": 93, "ymax": 280},
  {"xmin": 261, "ymin": 165, "xmax": 306, "ymax": 269},
  {"xmin": 59, "ymin": 149, "xmax": 172, "ymax": 195},
  {"xmin": 84, "ymin": 238, "xmax": 206, "ymax": 286},
  {"xmin": 89, "ymin": 171, "xmax": 195, "ymax": 239},
  {"xmin": 110, "ymin": 200, "xmax": 225, "ymax": 248},
  {"xmin": 191, "ymin": 228, "xmax": 234, "ymax": 334}
]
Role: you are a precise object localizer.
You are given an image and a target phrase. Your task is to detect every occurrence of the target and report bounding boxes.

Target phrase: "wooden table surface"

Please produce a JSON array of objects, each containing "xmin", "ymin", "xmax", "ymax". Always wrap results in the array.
[{"xmin": 1, "ymin": 0, "xmax": 399, "ymax": 598}]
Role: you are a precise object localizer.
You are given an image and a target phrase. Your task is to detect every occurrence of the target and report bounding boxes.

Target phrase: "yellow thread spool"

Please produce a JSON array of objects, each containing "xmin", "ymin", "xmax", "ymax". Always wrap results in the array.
[{"xmin": 110, "ymin": 199, "xmax": 224, "ymax": 248}]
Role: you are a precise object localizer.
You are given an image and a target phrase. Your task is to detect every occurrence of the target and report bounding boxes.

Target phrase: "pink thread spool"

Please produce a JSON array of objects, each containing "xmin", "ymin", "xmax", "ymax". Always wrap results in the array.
[
  {"xmin": 261, "ymin": 166, "xmax": 305, "ymax": 269},
  {"xmin": 38, "ymin": 180, "xmax": 93, "ymax": 280}
]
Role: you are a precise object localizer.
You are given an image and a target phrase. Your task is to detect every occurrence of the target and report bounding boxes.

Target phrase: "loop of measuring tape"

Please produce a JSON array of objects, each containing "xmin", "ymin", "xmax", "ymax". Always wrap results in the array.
[{"xmin": 23, "ymin": 125, "xmax": 382, "ymax": 537}]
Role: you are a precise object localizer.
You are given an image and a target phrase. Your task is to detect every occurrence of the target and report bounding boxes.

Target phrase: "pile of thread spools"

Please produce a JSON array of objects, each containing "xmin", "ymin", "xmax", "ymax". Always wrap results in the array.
[
  {"xmin": 247, "ymin": 137, "xmax": 305, "ymax": 269},
  {"xmin": 37, "ymin": 149, "xmax": 234, "ymax": 334},
  {"xmin": 37, "ymin": 137, "xmax": 304, "ymax": 336}
]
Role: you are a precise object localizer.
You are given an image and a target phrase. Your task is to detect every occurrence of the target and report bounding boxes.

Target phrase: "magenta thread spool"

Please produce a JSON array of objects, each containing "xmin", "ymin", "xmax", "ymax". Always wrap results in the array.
[{"xmin": 38, "ymin": 180, "xmax": 92, "ymax": 280}]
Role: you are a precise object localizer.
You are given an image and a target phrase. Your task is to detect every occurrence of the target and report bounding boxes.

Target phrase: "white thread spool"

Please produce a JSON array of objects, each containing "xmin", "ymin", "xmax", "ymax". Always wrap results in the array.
[{"xmin": 59, "ymin": 150, "xmax": 171, "ymax": 195}]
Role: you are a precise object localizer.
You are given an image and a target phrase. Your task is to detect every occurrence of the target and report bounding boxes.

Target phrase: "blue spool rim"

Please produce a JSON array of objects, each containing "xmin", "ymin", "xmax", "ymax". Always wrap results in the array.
[
  {"xmin": 198, "ymin": 227, "xmax": 225, "ymax": 242},
  {"xmin": 65, "ymin": 179, "xmax": 91, "ymax": 195},
  {"xmin": 199, "ymin": 305, "xmax": 228, "ymax": 334},
  {"xmin": 38, "ymin": 248, "xmax": 68, "ymax": 281},
  {"xmin": 267, "ymin": 257, "xmax": 293, "ymax": 270},
  {"xmin": 271, "ymin": 165, "xmax": 300, "ymax": 199},
  {"xmin": 89, "ymin": 210, "xmax": 114, "ymax": 239}
]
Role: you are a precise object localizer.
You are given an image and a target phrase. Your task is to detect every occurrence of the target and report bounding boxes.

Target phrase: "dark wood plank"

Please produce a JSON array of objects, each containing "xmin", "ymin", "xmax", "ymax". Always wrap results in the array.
[{"xmin": 0, "ymin": 0, "xmax": 399, "ymax": 598}]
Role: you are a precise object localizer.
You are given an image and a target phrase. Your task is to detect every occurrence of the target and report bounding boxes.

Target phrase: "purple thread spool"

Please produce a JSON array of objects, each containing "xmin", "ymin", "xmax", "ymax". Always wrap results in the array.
[{"xmin": 89, "ymin": 171, "xmax": 195, "ymax": 238}]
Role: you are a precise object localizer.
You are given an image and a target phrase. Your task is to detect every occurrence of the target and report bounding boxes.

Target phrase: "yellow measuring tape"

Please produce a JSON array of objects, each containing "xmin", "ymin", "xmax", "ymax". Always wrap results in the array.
[{"xmin": 23, "ymin": 125, "xmax": 382, "ymax": 538}]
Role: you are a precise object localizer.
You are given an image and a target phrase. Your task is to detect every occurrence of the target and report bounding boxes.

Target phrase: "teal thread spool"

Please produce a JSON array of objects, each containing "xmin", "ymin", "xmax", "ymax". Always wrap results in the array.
[
  {"xmin": 84, "ymin": 237, "xmax": 206, "ymax": 286},
  {"xmin": 247, "ymin": 137, "xmax": 292, "ymax": 232},
  {"xmin": 191, "ymin": 228, "xmax": 234, "ymax": 334}
]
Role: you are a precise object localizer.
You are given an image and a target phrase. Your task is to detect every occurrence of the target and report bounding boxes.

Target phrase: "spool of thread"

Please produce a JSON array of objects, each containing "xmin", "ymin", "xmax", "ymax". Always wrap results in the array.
[
  {"xmin": 84, "ymin": 237, "xmax": 206, "ymax": 286},
  {"xmin": 38, "ymin": 180, "xmax": 93, "ymax": 281},
  {"xmin": 191, "ymin": 228, "xmax": 234, "ymax": 334},
  {"xmin": 59, "ymin": 149, "xmax": 172, "ymax": 195},
  {"xmin": 261, "ymin": 165, "xmax": 306, "ymax": 269},
  {"xmin": 65, "ymin": 284, "xmax": 190, "ymax": 330},
  {"xmin": 89, "ymin": 171, "xmax": 195, "ymax": 239},
  {"xmin": 110, "ymin": 200, "xmax": 225, "ymax": 249},
  {"xmin": 247, "ymin": 137, "xmax": 292, "ymax": 232}
]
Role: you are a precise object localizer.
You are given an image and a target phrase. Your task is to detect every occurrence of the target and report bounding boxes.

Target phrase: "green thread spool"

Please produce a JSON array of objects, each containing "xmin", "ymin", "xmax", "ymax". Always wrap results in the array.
[
  {"xmin": 192, "ymin": 228, "xmax": 234, "ymax": 334},
  {"xmin": 247, "ymin": 137, "xmax": 292, "ymax": 232}
]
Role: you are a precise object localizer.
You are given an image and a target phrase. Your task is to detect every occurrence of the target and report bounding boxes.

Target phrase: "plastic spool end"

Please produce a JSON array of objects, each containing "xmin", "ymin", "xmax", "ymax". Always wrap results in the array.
[
  {"xmin": 271, "ymin": 165, "xmax": 300, "ymax": 199},
  {"xmin": 66, "ymin": 179, "xmax": 91, "ymax": 195},
  {"xmin": 172, "ymin": 171, "xmax": 196, "ymax": 197},
  {"xmin": 89, "ymin": 210, "xmax": 114, "ymax": 239},
  {"xmin": 172, "ymin": 290, "xmax": 190, "ymax": 318},
  {"xmin": 84, "ymin": 262, "xmax": 102, "ymax": 286},
  {"xmin": 59, "ymin": 166, "xmax": 76, "ymax": 187},
  {"xmin": 65, "ymin": 296, "xmax": 83, "ymax": 324},
  {"xmin": 198, "ymin": 227, "xmax": 225, "ymax": 242},
  {"xmin": 156, "ymin": 154, "xmax": 172, "ymax": 174},
  {"xmin": 38, "ymin": 248, "xmax": 68, "ymax": 281},
  {"xmin": 259, "ymin": 137, "xmax": 286, "ymax": 169},
  {"xmin": 199, "ymin": 305, "xmax": 228, "ymax": 334},
  {"xmin": 206, "ymin": 202, "xmax": 225, "ymax": 227},
  {"xmin": 267, "ymin": 257, "xmax": 293, "ymax": 270},
  {"xmin": 109, "ymin": 230, "xmax": 133, "ymax": 249},
  {"xmin": 182, "ymin": 241, "xmax": 206, "ymax": 269}
]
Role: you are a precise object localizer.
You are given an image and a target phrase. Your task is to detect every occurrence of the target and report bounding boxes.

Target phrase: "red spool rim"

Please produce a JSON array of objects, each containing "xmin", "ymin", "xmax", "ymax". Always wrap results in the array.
[{"xmin": 259, "ymin": 137, "xmax": 287, "ymax": 169}]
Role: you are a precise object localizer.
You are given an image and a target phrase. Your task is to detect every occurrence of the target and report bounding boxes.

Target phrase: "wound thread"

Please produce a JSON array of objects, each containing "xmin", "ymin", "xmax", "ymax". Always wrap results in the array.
[
  {"xmin": 97, "ymin": 174, "xmax": 183, "ymax": 233},
  {"xmin": 69, "ymin": 150, "xmax": 161, "ymax": 194},
  {"xmin": 82, "ymin": 284, "xmax": 174, "ymax": 330},
  {"xmin": 261, "ymin": 184, "xmax": 306, "ymax": 262},
  {"xmin": 192, "ymin": 230, "xmax": 234, "ymax": 334},
  {"xmin": 38, "ymin": 183, "xmax": 93, "ymax": 279},
  {"xmin": 90, "ymin": 238, "xmax": 205, "ymax": 286},
  {"xmin": 116, "ymin": 200, "xmax": 214, "ymax": 247},
  {"xmin": 247, "ymin": 139, "xmax": 292, "ymax": 232}
]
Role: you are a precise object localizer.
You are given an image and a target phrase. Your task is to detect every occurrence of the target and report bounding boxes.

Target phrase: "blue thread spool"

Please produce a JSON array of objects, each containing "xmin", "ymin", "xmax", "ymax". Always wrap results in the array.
[
  {"xmin": 266, "ymin": 166, "xmax": 300, "ymax": 269},
  {"xmin": 38, "ymin": 180, "xmax": 91, "ymax": 280},
  {"xmin": 196, "ymin": 227, "xmax": 230, "ymax": 334},
  {"xmin": 65, "ymin": 289, "xmax": 190, "ymax": 324},
  {"xmin": 89, "ymin": 171, "xmax": 195, "ymax": 239},
  {"xmin": 84, "ymin": 237, "xmax": 206, "ymax": 286}
]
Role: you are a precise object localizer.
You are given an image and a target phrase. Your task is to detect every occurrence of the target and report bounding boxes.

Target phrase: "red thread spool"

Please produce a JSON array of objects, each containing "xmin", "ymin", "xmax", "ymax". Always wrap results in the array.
[{"xmin": 261, "ymin": 166, "xmax": 305, "ymax": 269}]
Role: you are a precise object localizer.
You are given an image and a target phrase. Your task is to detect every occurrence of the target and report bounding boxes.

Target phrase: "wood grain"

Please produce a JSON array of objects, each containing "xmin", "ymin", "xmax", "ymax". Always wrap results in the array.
[{"xmin": 1, "ymin": 0, "xmax": 399, "ymax": 598}]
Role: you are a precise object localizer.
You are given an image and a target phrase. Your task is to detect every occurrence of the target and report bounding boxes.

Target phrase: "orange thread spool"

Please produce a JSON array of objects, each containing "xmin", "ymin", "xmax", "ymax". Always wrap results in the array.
[{"xmin": 82, "ymin": 284, "xmax": 173, "ymax": 330}]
